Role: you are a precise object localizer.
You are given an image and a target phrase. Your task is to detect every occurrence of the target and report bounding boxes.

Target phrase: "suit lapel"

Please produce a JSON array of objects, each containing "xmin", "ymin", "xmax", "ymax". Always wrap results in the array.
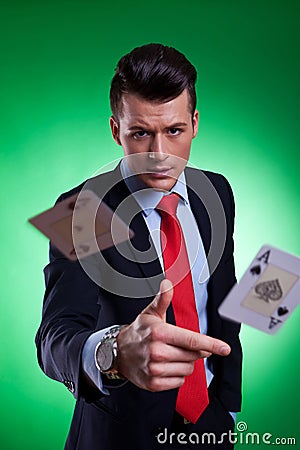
[
  {"xmin": 185, "ymin": 168, "xmax": 211, "ymax": 257},
  {"xmin": 185, "ymin": 167, "xmax": 228, "ymax": 280}
]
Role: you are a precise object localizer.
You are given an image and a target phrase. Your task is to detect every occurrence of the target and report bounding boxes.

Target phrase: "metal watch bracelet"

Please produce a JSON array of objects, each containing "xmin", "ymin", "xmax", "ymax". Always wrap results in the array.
[{"xmin": 94, "ymin": 325, "xmax": 127, "ymax": 380}]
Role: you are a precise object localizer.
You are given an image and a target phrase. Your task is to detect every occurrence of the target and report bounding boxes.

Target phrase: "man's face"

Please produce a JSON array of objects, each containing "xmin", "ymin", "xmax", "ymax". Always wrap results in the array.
[{"xmin": 110, "ymin": 89, "xmax": 198, "ymax": 191}]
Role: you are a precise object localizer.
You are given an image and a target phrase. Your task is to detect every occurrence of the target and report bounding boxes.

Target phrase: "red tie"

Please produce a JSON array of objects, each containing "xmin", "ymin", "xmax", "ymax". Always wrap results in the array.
[{"xmin": 156, "ymin": 193, "xmax": 209, "ymax": 424}]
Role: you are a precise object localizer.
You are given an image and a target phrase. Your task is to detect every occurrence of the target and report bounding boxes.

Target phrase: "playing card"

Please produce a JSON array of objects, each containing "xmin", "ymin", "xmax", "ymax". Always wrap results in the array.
[
  {"xmin": 218, "ymin": 245, "xmax": 300, "ymax": 334},
  {"xmin": 29, "ymin": 190, "xmax": 134, "ymax": 260}
]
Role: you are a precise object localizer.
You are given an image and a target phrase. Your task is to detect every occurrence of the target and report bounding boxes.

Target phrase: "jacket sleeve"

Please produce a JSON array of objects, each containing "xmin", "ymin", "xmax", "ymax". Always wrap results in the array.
[
  {"xmin": 207, "ymin": 174, "xmax": 243, "ymax": 412},
  {"xmin": 35, "ymin": 195, "xmax": 105, "ymax": 403}
]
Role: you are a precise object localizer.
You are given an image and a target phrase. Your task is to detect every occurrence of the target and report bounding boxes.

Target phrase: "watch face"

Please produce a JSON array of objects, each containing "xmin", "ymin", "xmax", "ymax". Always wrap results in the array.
[{"xmin": 96, "ymin": 341, "xmax": 114, "ymax": 372}]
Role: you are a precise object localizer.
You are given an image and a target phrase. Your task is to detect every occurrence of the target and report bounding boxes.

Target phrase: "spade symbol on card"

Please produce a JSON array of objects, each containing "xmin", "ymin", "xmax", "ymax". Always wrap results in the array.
[
  {"xmin": 69, "ymin": 244, "xmax": 90, "ymax": 257},
  {"xmin": 250, "ymin": 265, "xmax": 261, "ymax": 275},
  {"xmin": 277, "ymin": 306, "xmax": 289, "ymax": 316},
  {"xmin": 79, "ymin": 244, "xmax": 90, "ymax": 253},
  {"xmin": 75, "ymin": 197, "xmax": 90, "ymax": 209},
  {"xmin": 255, "ymin": 279, "xmax": 283, "ymax": 302}
]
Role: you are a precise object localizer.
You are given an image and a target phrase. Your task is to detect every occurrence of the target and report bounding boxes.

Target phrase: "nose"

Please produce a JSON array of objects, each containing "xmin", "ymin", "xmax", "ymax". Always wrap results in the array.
[{"xmin": 149, "ymin": 134, "xmax": 168, "ymax": 161}]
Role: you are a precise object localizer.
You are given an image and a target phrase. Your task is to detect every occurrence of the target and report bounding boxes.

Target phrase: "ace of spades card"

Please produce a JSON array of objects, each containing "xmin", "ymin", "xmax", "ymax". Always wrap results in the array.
[{"xmin": 218, "ymin": 245, "xmax": 300, "ymax": 334}]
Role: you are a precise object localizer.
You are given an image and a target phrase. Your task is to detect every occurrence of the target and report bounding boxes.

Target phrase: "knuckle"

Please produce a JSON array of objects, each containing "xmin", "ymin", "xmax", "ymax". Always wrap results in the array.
[
  {"xmin": 149, "ymin": 324, "xmax": 164, "ymax": 342},
  {"xmin": 187, "ymin": 333, "xmax": 199, "ymax": 351},
  {"xmin": 178, "ymin": 377, "xmax": 185, "ymax": 386},
  {"xmin": 147, "ymin": 378, "xmax": 161, "ymax": 392},
  {"xmin": 147, "ymin": 362, "xmax": 161, "ymax": 377},
  {"xmin": 211, "ymin": 340, "xmax": 220, "ymax": 354},
  {"xmin": 211, "ymin": 344, "xmax": 217, "ymax": 354},
  {"xmin": 186, "ymin": 362, "xmax": 194, "ymax": 376},
  {"xmin": 149, "ymin": 342, "xmax": 164, "ymax": 362}
]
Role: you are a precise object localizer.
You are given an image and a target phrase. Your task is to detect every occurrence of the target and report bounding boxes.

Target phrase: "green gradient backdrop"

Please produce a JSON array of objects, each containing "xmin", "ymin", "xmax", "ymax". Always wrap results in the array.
[{"xmin": 1, "ymin": 1, "xmax": 299, "ymax": 448}]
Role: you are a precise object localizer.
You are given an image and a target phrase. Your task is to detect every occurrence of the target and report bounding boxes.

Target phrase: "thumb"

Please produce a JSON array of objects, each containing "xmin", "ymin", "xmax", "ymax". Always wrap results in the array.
[{"xmin": 142, "ymin": 279, "xmax": 173, "ymax": 321}]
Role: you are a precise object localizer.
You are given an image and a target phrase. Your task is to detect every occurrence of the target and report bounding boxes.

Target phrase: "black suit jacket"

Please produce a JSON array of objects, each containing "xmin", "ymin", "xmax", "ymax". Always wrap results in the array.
[{"xmin": 35, "ymin": 165, "xmax": 242, "ymax": 449}]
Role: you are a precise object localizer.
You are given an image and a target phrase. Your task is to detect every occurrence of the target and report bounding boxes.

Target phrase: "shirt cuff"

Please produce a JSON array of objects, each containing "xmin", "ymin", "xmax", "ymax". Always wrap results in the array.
[{"xmin": 229, "ymin": 411, "xmax": 236, "ymax": 422}]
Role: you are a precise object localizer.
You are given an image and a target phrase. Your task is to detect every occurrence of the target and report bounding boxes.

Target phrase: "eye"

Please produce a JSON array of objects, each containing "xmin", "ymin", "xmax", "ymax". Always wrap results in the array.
[
  {"xmin": 168, "ymin": 128, "xmax": 182, "ymax": 136},
  {"xmin": 133, "ymin": 130, "xmax": 149, "ymax": 139}
]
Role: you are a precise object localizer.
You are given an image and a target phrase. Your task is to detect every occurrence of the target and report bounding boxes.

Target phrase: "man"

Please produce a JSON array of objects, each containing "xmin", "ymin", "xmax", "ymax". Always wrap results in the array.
[{"xmin": 36, "ymin": 44, "xmax": 242, "ymax": 449}]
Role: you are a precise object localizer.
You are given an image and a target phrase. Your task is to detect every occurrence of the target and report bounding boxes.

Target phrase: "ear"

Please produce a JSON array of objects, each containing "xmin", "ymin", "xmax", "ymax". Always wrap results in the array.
[
  {"xmin": 110, "ymin": 116, "xmax": 122, "ymax": 146},
  {"xmin": 192, "ymin": 110, "xmax": 199, "ymax": 138}
]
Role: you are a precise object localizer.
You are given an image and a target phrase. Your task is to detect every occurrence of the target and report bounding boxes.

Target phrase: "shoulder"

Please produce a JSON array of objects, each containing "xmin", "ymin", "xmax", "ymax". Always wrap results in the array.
[
  {"xmin": 185, "ymin": 166, "xmax": 234, "ymax": 201},
  {"xmin": 185, "ymin": 166, "xmax": 231, "ymax": 186},
  {"xmin": 55, "ymin": 167, "xmax": 120, "ymax": 204},
  {"xmin": 185, "ymin": 166, "xmax": 235, "ymax": 229}
]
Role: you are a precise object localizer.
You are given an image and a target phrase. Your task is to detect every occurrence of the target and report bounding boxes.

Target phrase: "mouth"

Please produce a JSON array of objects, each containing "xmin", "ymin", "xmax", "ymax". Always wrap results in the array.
[{"xmin": 146, "ymin": 166, "xmax": 173, "ymax": 178}]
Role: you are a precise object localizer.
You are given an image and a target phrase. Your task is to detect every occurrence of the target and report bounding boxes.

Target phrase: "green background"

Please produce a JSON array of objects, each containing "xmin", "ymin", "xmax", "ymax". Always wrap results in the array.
[{"xmin": 1, "ymin": 0, "xmax": 299, "ymax": 448}]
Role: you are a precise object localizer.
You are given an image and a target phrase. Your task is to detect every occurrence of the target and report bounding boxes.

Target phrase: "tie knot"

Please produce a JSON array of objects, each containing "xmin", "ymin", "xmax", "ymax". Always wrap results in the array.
[{"xmin": 156, "ymin": 193, "xmax": 180, "ymax": 217}]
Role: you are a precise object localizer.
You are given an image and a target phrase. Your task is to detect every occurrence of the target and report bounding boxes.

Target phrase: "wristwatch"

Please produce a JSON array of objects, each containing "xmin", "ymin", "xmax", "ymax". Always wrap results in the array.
[{"xmin": 94, "ymin": 325, "xmax": 126, "ymax": 380}]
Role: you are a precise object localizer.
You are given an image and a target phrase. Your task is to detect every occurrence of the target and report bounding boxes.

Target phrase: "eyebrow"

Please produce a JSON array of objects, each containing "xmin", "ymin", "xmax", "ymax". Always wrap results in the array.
[{"xmin": 128, "ymin": 122, "xmax": 188, "ymax": 131}]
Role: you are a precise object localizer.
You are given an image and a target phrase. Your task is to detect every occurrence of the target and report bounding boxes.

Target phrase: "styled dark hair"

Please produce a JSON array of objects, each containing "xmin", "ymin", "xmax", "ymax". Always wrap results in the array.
[{"xmin": 110, "ymin": 43, "xmax": 197, "ymax": 121}]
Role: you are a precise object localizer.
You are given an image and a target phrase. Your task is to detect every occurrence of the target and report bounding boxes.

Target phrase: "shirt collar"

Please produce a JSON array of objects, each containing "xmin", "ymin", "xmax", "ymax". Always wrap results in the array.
[{"xmin": 120, "ymin": 157, "xmax": 190, "ymax": 216}]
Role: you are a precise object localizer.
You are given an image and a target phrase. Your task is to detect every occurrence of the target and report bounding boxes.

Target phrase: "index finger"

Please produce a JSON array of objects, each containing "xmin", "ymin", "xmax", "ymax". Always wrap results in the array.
[{"xmin": 163, "ymin": 323, "xmax": 231, "ymax": 356}]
